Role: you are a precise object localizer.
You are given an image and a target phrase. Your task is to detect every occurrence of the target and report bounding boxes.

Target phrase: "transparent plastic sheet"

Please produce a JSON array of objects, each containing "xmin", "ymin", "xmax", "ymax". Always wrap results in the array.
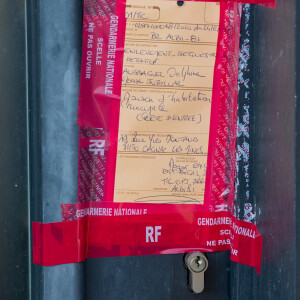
[
  {"xmin": 234, "ymin": 4, "xmax": 255, "ymax": 222},
  {"xmin": 31, "ymin": 0, "xmax": 276, "ymax": 274}
]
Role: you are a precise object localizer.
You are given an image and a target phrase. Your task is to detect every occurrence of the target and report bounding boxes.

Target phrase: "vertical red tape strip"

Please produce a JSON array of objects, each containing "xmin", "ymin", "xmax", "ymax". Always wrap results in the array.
[{"xmin": 204, "ymin": 2, "xmax": 241, "ymax": 210}]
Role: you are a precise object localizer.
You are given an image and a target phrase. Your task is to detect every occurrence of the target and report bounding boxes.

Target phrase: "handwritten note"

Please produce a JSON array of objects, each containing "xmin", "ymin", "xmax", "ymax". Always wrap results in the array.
[{"xmin": 114, "ymin": 1, "xmax": 220, "ymax": 204}]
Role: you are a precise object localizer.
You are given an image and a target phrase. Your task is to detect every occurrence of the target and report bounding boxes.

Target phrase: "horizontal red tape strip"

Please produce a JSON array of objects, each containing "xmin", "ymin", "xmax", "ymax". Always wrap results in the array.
[
  {"xmin": 33, "ymin": 211, "xmax": 262, "ymax": 274},
  {"xmin": 171, "ymin": 0, "xmax": 275, "ymax": 8}
]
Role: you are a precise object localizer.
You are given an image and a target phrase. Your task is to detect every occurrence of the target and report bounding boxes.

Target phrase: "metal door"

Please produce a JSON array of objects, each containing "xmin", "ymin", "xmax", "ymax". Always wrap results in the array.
[{"xmin": 0, "ymin": 0, "xmax": 298, "ymax": 299}]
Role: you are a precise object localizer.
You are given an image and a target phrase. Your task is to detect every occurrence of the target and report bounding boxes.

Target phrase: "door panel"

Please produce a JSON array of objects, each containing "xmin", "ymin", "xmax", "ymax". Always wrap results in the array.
[{"xmin": 0, "ymin": 0, "xmax": 298, "ymax": 299}]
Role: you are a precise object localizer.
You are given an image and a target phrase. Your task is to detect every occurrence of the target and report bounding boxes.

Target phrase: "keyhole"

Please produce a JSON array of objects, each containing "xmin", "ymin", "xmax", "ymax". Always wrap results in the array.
[{"xmin": 177, "ymin": 1, "xmax": 184, "ymax": 7}]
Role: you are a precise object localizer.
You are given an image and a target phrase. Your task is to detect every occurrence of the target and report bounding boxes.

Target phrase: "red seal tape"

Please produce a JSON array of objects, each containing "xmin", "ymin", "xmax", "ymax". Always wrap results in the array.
[{"xmin": 33, "ymin": 209, "xmax": 262, "ymax": 274}]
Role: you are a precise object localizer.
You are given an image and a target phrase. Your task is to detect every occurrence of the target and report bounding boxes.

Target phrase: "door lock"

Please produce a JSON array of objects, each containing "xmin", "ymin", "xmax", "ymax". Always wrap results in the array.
[{"xmin": 185, "ymin": 252, "xmax": 208, "ymax": 293}]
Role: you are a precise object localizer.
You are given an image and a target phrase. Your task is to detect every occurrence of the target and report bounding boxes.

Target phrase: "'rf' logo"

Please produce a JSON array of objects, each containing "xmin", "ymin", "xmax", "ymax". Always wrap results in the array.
[
  {"xmin": 146, "ymin": 226, "xmax": 162, "ymax": 243},
  {"xmin": 89, "ymin": 139, "xmax": 105, "ymax": 156}
]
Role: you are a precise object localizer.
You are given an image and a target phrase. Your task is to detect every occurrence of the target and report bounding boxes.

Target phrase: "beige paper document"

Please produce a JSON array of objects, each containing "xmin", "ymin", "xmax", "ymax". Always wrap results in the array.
[{"xmin": 114, "ymin": 0, "xmax": 220, "ymax": 204}]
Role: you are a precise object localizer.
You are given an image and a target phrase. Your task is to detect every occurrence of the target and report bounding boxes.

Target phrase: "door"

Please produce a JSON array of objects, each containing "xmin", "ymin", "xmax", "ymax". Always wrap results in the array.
[{"xmin": 0, "ymin": 0, "xmax": 298, "ymax": 299}]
